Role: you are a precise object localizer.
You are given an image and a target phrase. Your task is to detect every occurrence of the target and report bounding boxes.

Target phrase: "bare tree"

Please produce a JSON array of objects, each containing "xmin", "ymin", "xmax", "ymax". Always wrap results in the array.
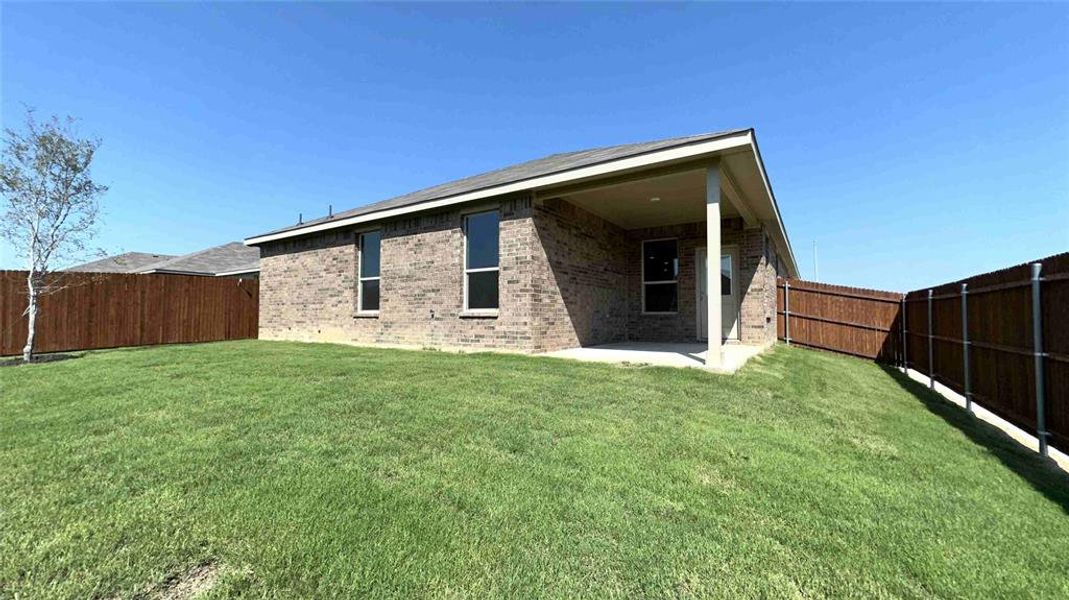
[{"xmin": 0, "ymin": 110, "xmax": 107, "ymax": 362}]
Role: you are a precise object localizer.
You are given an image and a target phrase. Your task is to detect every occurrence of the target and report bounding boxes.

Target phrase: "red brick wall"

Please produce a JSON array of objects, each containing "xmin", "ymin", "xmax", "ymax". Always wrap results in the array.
[
  {"xmin": 257, "ymin": 196, "xmax": 780, "ymax": 352},
  {"xmin": 529, "ymin": 198, "xmax": 629, "ymax": 351},
  {"xmin": 259, "ymin": 194, "xmax": 536, "ymax": 350},
  {"xmin": 621, "ymin": 218, "xmax": 774, "ymax": 345}
]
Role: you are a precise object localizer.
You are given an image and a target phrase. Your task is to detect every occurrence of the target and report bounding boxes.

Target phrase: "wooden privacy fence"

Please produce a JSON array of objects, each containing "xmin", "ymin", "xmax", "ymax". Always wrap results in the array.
[
  {"xmin": 902, "ymin": 253, "xmax": 1069, "ymax": 455},
  {"xmin": 777, "ymin": 252, "xmax": 1069, "ymax": 456},
  {"xmin": 776, "ymin": 279, "xmax": 904, "ymax": 361},
  {"xmin": 0, "ymin": 270, "xmax": 258, "ymax": 356}
]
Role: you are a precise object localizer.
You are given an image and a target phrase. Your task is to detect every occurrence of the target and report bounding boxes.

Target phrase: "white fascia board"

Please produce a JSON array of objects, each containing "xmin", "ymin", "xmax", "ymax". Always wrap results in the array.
[
  {"xmin": 244, "ymin": 131, "xmax": 753, "ymax": 246},
  {"xmin": 747, "ymin": 135, "xmax": 799, "ymax": 278},
  {"xmin": 138, "ymin": 268, "xmax": 213, "ymax": 277},
  {"xmin": 215, "ymin": 268, "xmax": 259, "ymax": 277}
]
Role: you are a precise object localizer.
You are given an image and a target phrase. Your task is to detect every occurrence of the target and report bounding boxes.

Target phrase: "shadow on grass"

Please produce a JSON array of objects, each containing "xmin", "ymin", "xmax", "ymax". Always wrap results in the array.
[{"xmin": 879, "ymin": 364, "xmax": 1069, "ymax": 514}]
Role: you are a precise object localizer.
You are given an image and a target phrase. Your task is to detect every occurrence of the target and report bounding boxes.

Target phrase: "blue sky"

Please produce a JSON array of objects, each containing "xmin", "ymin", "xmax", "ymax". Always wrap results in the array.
[{"xmin": 2, "ymin": 3, "xmax": 1066, "ymax": 290}]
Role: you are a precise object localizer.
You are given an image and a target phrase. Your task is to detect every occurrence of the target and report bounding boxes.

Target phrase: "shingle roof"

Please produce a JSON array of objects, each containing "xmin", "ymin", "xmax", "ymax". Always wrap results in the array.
[
  {"xmin": 139, "ymin": 242, "xmax": 259, "ymax": 276},
  {"xmin": 254, "ymin": 129, "xmax": 749, "ymax": 239},
  {"xmin": 66, "ymin": 252, "xmax": 177, "ymax": 273}
]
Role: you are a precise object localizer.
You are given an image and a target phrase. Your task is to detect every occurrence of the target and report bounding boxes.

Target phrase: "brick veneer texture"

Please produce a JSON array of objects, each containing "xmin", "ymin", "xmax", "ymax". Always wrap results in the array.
[{"xmin": 257, "ymin": 194, "xmax": 781, "ymax": 352}]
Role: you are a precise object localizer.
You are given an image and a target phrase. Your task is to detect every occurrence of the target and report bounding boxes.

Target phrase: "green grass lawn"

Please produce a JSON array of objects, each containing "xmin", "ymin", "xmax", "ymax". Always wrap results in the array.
[{"xmin": 1, "ymin": 341, "xmax": 1067, "ymax": 598}]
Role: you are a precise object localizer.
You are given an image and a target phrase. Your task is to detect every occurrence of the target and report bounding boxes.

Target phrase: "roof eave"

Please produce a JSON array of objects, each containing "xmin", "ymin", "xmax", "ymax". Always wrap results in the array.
[
  {"xmin": 214, "ymin": 268, "xmax": 260, "ymax": 277},
  {"xmin": 244, "ymin": 130, "xmax": 755, "ymax": 246},
  {"xmin": 747, "ymin": 131, "xmax": 800, "ymax": 277},
  {"xmin": 139, "ymin": 268, "xmax": 216, "ymax": 277},
  {"xmin": 241, "ymin": 129, "xmax": 798, "ymax": 277}
]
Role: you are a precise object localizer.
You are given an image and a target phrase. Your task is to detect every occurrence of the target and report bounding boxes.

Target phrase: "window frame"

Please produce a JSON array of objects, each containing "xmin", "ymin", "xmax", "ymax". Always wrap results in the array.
[
  {"xmin": 462, "ymin": 208, "xmax": 500, "ymax": 316},
  {"xmin": 356, "ymin": 229, "xmax": 382, "ymax": 316},
  {"xmin": 641, "ymin": 237, "xmax": 680, "ymax": 315}
]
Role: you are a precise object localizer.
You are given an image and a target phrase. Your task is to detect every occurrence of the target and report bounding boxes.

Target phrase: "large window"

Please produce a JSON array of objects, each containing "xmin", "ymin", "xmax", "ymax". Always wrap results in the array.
[
  {"xmin": 464, "ymin": 210, "xmax": 499, "ymax": 311},
  {"xmin": 642, "ymin": 239, "xmax": 678, "ymax": 313},
  {"xmin": 358, "ymin": 230, "xmax": 381, "ymax": 313}
]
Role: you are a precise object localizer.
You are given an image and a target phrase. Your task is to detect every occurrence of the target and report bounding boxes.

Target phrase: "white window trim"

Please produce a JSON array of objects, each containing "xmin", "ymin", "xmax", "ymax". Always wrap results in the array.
[
  {"xmin": 357, "ymin": 230, "xmax": 381, "ymax": 315},
  {"xmin": 641, "ymin": 237, "xmax": 679, "ymax": 315},
  {"xmin": 462, "ymin": 209, "xmax": 500, "ymax": 316}
]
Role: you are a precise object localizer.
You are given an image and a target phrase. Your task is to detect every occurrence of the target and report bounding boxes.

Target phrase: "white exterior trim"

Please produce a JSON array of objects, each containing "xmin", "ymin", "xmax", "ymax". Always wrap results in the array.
[
  {"xmin": 706, "ymin": 163, "xmax": 722, "ymax": 369},
  {"xmin": 462, "ymin": 209, "xmax": 501, "ymax": 314},
  {"xmin": 720, "ymin": 164, "xmax": 758, "ymax": 228},
  {"xmin": 356, "ymin": 229, "xmax": 382, "ymax": 315},
  {"xmin": 244, "ymin": 132, "xmax": 753, "ymax": 246},
  {"xmin": 214, "ymin": 268, "xmax": 259, "ymax": 277},
  {"xmin": 640, "ymin": 237, "xmax": 680, "ymax": 315},
  {"xmin": 140, "ymin": 268, "xmax": 212, "ymax": 276},
  {"xmin": 722, "ymin": 245, "xmax": 740, "ymax": 341},
  {"xmin": 694, "ymin": 244, "xmax": 739, "ymax": 342},
  {"xmin": 747, "ymin": 133, "xmax": 799, "ymax": 277}
]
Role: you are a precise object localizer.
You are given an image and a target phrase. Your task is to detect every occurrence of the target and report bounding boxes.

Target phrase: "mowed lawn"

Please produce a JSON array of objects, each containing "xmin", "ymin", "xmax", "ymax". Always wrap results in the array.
[{"xmin": 1, "ymin": 342, "xmax": 1067, "ymax": 598}]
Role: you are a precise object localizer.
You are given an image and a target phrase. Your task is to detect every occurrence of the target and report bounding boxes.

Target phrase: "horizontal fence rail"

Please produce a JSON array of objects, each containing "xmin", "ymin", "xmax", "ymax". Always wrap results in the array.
[
  {"xmin": 0, "ymin": 270, "xmax": 258, "ymax": 356},
  {"xmin": 902, "ymin": 253, "xmax": 1068, "ymax": 456},
  {"xmin": 777, "ymin": 279, "xmax": 904, "ymax": 362},
  {"xmin": 778, "ymin": 251, "xmax": 1068, "ymax": 456}
]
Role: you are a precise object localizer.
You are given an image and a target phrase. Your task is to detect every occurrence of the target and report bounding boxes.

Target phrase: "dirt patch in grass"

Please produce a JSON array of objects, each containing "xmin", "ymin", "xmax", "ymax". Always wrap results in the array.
[{"xmin": 150, "ymin": 561, "xmax": 220, "ymax": 600}]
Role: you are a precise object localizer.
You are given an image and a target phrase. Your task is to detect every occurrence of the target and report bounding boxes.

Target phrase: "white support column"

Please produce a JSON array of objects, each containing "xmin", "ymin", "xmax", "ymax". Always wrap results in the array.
[{"xmin": 706, "ymin": 161, "xmax": 722, "ymax": 369}]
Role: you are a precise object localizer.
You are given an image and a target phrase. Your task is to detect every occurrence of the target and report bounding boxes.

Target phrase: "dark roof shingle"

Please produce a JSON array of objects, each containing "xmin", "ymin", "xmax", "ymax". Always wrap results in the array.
[
  {"xmin": 139, "ymin": 242, "xmax": 259, "ymax": 275},
  {"xmin": 66, "ymin": 252, "xmax": 177, "ymax": 273},
  {"xmin": 253, "ymin": 129, "xmax": 748, "ymax": 239}
]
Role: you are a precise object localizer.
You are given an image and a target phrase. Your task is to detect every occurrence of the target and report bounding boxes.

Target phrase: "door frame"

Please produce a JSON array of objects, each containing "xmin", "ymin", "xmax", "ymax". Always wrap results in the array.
[{"xmin": 695, "ymin": 245, "xmax": 740, "ymax": 342}]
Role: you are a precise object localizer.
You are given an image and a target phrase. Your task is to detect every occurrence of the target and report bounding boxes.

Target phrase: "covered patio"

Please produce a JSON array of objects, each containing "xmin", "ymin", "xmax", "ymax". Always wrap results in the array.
[{"xmin": 530, "ymin": 133, "xmax": 796, "ymax": 370}]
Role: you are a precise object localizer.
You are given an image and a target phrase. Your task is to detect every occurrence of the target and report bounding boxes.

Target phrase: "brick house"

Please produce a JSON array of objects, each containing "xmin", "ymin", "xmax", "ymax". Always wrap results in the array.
[{"xmin": 245, "ymin": 129, "xmax": 798, "ymax": 369}]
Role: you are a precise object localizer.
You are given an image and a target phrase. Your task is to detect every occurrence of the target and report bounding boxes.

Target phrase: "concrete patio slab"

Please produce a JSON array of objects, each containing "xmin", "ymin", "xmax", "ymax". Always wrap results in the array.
[{"xmin": 543, "ymin": 342, "xmax": 766, "ymax": 373}]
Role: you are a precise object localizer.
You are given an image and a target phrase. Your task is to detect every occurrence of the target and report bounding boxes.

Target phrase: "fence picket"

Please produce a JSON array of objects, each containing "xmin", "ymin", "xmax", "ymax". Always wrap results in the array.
[
  {"xmin": 0, "ymin": 271, "xmax": 258, "ymax": 356},
  {"xmin": 962, "ymin": 283, "xmax": 972, "ymax": 413},
  {"xmin": 777, "ymin": 251, "xmax": 1068, "ymax": 454}
]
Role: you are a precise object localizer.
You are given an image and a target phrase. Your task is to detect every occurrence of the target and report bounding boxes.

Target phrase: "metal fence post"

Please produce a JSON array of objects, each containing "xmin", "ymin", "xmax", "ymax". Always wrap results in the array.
[
  {"xmin": 927, "ymin": 289, "xmax": 934, "ymax": 389},
  {"xmin": 900, "ymin": 298, "xmax": 907, "ymax": 371},
  {"xmin": 961, "ymin": 283, "xmax": 971, "ymax": 413},
  {"xmin": 784, "ymin": 280, "xmax": 791, "ymax": 346},
  {"xmin": 1031, "ymin": 263, "xmax": 1048, "ymax": 457}
]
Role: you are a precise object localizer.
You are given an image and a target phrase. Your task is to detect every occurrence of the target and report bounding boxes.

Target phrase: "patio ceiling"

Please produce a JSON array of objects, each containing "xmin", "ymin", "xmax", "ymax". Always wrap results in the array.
[
  {"xmin": 548, "ymin": 168, "xmax": 740, "ymax": 230},
  {"xmin": 535, "ymin": 148, "xmax": 763, "ymax": 231},
  {"xmin": 527, "ymin": 140, "xmax": 797, "ymax": 278}
]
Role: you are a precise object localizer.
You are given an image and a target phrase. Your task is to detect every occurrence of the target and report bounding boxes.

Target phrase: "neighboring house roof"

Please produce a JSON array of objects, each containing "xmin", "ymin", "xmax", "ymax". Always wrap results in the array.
[
  {"xmin": 66, "ymin": 252, "xmax": 177, "ymax": 273},
  {"xmin": 245, "ymin": 128, "xmax": 798, "ymax": 276},
  {"xmin": 138, "ymin": 242, "xmax": 260, "ymax": 276}
]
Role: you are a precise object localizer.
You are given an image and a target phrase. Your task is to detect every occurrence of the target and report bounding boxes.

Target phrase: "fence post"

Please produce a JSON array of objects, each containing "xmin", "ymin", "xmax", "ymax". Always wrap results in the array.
[
  {"xmin": 927, "ymin": 289, "xmax": 934, "ymax": 389},
  {"xmin": 900, "ymin": 298, "xmax": 907, "ymax": 371},
  {"xmin": 784, "ymin": 280, "xmax": 791, "ymax": 346},
  {"xmin": 1031, "ymin": 263, "xmax": 1048, "ymax": 458},
  {"xmin": 961, "ymin": 283, "xmax": 971, "ymax": 413}
]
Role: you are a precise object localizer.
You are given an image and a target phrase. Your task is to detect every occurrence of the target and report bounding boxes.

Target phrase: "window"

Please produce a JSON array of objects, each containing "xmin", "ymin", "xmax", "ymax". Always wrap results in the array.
[
  {"xmin": 464, "ymin": 210, "xmax": 499, "ymax": 311},
  {"xmin": 721, "ymin": 254, "xmax": 732, "ymax": 296},
  {"xmin": 642, "ymin": 239, "xmax": 678, "ymax": 313},
  {"xmin": 358, "ymin": 230, "xmax": 381, "ymax": 313}
]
